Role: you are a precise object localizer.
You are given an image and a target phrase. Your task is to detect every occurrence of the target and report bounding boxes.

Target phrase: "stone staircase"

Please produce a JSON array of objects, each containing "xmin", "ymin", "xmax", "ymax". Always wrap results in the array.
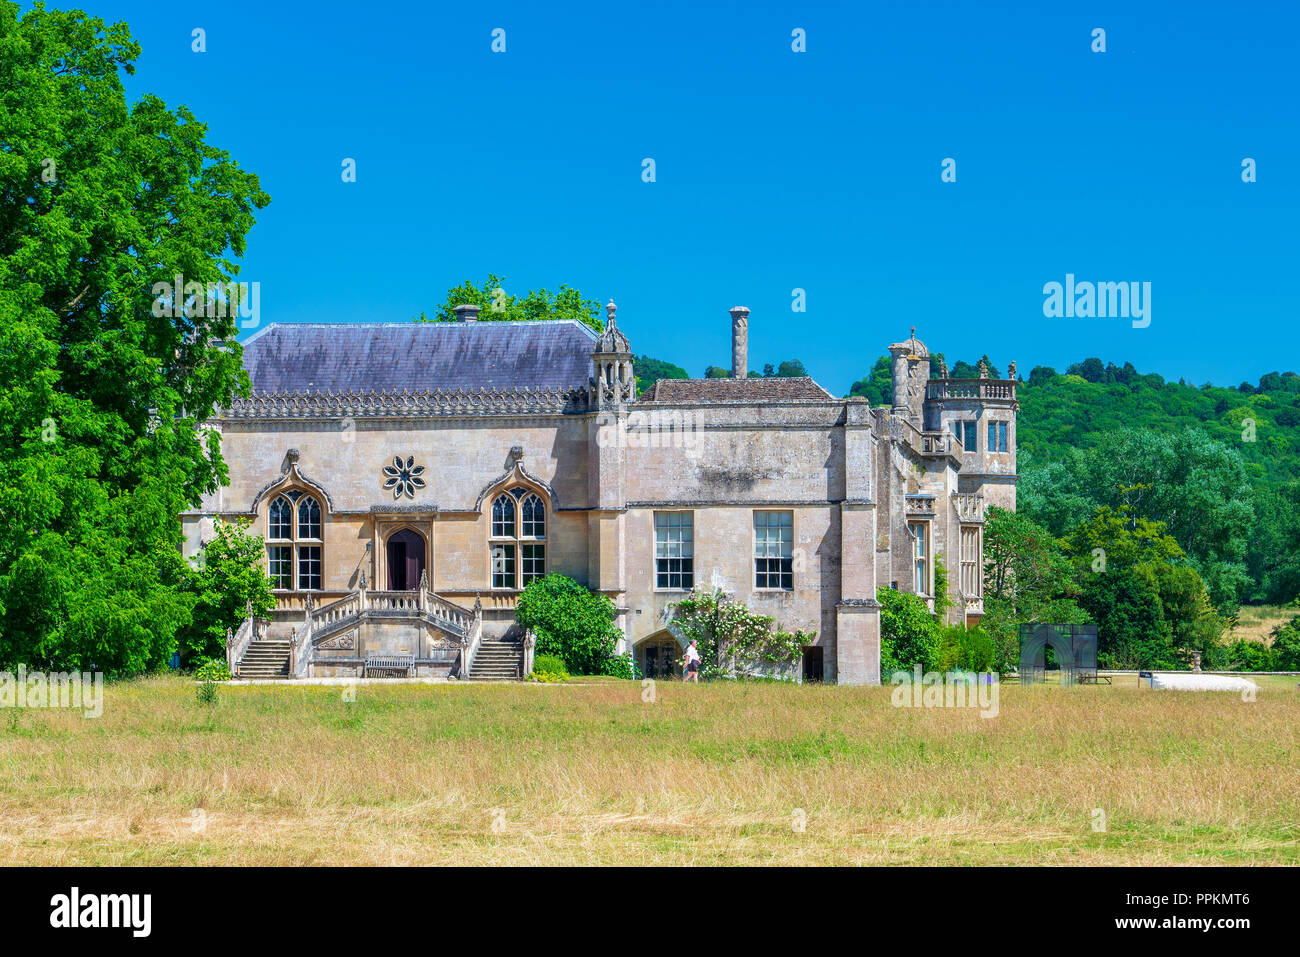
[
  {"xmin": 469, "ymin": 638, "xmax": 523, "ymax": 680},
  {"xmin": 239, "ymin": 640, "xmax": 292, "ymax": 678}
]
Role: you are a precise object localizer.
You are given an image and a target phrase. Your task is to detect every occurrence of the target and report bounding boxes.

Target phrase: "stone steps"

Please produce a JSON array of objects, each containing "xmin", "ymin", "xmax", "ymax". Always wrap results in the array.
[
  {"xmin": 469, "ymin": 641, "xmax": 522, "ymax": 680},
  {"xmin": 239, "ymin": 640, "xmax": 291, "ymax": 678}
]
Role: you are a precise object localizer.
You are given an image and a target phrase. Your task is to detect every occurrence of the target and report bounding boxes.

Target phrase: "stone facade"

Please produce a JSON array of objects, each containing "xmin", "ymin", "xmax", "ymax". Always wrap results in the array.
[{"xmin": 184, "ymin": 305, "xmax": 1018, "ymax": 684}]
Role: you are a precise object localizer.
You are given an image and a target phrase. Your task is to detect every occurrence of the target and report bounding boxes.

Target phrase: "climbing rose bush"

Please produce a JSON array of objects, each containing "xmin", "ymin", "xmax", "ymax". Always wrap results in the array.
[{"xmin": 666, "ymin": 589, "xmax": 811, "ymax": 679}]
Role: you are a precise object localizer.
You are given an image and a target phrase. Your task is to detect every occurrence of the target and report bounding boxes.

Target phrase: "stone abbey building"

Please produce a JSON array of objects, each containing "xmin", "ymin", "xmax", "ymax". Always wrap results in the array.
[{"xmin": 184, "ymin": 302, "xmax": 1018, "ymax": 684}]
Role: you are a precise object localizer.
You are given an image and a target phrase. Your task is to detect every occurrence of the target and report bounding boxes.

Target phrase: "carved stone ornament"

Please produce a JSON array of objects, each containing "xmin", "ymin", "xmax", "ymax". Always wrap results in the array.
[
  {"xmin": 383, "ymin": 455, "xmax": 426, "ymax": 499},
  {"xmin": 318, "ymin": 629, "xmax": 357, "ymax": 651}
]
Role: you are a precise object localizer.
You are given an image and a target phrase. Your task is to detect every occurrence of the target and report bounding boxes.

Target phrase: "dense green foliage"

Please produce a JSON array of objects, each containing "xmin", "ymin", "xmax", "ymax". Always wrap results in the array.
[
  {"xmin": 848, "ymin": 355, "xmax": 893, "ymax": 405},
  {"xmin": 193, "ymin": 657, "xmax": 231, "ymax": 682},
  {"xmin": 981, "ymin": 502, "xmax": 1231, "ymax": 671},
  {"xmin": 1017, "ymin": 365, "xmax": 1300, "ymax": 606},
  {"xmin": 877, "ymin": 588, "xmax": 941, "ymax": 676},
  {"xmin": 937, "ymin": 624, "xmax": 995, "ymax": 672},
  {"xmin": 598, "ymin": 651, "xmax": 640, "ymax": 680},
  {"xmin": 177, "ymin": 519, "xmax": 275, "ymax": 667},
  {"xmin": 980, "ymin": 506, "xmax": 1086, "ymax": 671},
  {"xmin": 633, "ymin": 355, "xmax": 687, "ymax": 395},
  {"xmin": 418, "ymin": 273, "xmax": 603, "ymax": 332},
  {"xmin": 514, "ymin": 574, "xmax": 623, "ymax": 675},
  {"xmin": 0, "ymin": 2, "xmax": 269, "ymax": 676},
  {"xmin": 527, "ymin": 652, "xmax": 569, "ymax": 682},
  {"xmin": 531, "ymin": 653, "xmax": 568, "ymax": 677}
]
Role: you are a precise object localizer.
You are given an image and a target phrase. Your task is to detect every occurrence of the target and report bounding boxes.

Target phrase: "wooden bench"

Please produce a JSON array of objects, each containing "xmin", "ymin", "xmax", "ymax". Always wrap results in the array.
[{"xmin": 364, "ymin": 654, "xmax": 415, "ymax": 678}]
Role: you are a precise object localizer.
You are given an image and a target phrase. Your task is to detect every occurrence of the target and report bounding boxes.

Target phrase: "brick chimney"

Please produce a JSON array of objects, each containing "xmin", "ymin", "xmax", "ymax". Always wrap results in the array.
[
  {"xmin": 729, "ymin": 306, "xmax": 750, "ymax": 379},
  {"xmin": 453, "ymin": 303, "xmax": 480, "ymax": 322}
]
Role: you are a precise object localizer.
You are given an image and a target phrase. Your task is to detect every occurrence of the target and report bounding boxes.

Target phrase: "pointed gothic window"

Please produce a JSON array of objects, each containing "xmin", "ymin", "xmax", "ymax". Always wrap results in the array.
[
  {"xmin": 269, "ymin": 496, "xmax": 292, "ymax": 540},
  {"xmin": 521, "ymin": 494, "xmax": 546, "ymax": 540},
  {"xmin": 298, "ymin": 496, "xmax": 321, "ymax": 539},
  {"xmin": 490, "ymin": 489, "xmax": 545, "ymax": 589},
  {"xmin": 492, "ymin": 494, "xmax": 516, "ymax": 538},
  {"xmin": 267, "ymin": 492, "xmax": 324, "ymax": 590}
]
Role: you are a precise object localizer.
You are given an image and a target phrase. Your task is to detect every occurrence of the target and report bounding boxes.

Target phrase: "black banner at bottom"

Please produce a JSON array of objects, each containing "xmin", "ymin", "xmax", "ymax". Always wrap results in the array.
[{"xmin": 0, "ymin": 865, "xmax": 1279, "ymax": 943}]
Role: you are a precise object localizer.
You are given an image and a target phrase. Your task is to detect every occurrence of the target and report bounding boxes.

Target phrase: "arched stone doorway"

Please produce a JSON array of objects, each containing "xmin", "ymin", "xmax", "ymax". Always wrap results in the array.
[
  {"xmin": 386, "ymin": 529, "xmax": 426, "ymax": 591},
  {"xmin": 635, "ymin": 631, "xmax": 684, "ymax": 679}
]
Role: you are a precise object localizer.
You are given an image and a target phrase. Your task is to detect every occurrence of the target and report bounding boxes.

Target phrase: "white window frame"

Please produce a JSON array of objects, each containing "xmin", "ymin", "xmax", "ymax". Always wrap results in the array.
[
  {"xmin": 753, "ymin": 510, "xmax": 794, "ymax": 591},
  {"xmin": 654, "ymin": 511, "xmax": 695, "ymax": 591},
  {"xmin": 908, "ymin": 520, "xmax": 929, "ymax": 596}
]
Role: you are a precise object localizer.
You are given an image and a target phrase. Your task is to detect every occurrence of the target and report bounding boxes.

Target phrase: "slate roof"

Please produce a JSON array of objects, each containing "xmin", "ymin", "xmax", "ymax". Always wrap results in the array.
[
  {"xmin": 239, "ymin": 321, "xmax": 599, "ymax": 393},
  {"xmin": 638, "ymin": 376, "xmax": 836, "ymax": 402}
]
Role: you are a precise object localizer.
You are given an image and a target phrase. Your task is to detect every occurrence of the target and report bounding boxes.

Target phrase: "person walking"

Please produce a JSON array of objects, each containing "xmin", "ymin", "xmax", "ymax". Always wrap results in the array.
[{"xmin": 683, "ymin": 639, "xmax": 700, "ymax": 683}]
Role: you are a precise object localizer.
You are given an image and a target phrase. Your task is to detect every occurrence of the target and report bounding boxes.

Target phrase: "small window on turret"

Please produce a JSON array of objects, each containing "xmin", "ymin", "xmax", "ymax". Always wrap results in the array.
[
  {"xmin": 987, "ymin": 421, "xmax": 1008, "ymax": 452},
  {"xmin": 952, "ymin": 420, "xmax": 977, "ymax": 452}
]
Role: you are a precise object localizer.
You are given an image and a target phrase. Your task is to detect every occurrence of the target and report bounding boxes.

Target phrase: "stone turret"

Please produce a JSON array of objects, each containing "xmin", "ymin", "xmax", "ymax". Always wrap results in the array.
[
  {"xmin": 888, "ymin": 327, "xmax": 929, "ymax": 426},
  {"xmin": 592, "ymin": 299, "xmax": 634, "ymax": 410}
]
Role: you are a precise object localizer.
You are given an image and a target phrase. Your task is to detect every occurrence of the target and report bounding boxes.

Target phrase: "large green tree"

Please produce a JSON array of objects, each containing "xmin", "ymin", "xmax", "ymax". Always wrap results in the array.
[
  {"xmin": 877, "ymin": 587, "xmax": 941, "ymax": 676},
  {"xmin": 0, "ymin": 2, "xmax": 269, "ymax": 674},
  {"xmin": 1245, "ymin": 480, "xmax": 1300, "ymax": 604},
  {"xmin": 1021, "ymin": 429, "xmax": 1254, "ymax": 606},
  {"xmin": 1066, "ymin": 505, "xmax": 1225, "ymax": 668}
]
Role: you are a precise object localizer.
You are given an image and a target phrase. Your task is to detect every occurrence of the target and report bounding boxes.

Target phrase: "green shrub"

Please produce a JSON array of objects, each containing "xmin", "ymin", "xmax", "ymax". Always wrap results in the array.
[
  {"xmin": 195, "ymin": 679, "xmax": 219, "ymax": 706},
  {"xmin": 597, "ymin": 651, "xmax": 640, "ymax": 680},
  {"xmin": 937, "ymin": 625, "xmax": 995, "ymax": 672},
  {"xmin": 527, "ymin": 669, "xmax": 567, "ymax": 683},
  {"xmin": 178, "ymin": 518, "xmax": 276, "ymax": 668},
  {"xmin": 1270, "ymin": 616, "xmax": 1300, "ymax": 670},
  {"xmin": 878, "ymin": 587, "xmax": 940, "ymax": 676},
  {"xmin": 515, "ymin": 574, "xmax": 622, "ymax": 675},
  {"xmin": 194, "ymin": 657, "xmax": 232, "ymax": 682},
  {"xmin": 1222, "ymin": 639, "xmax": 1274, "ymax": 671},
  {"xmin": 532, "ymin": 653, "xmax": 569, "ymax": 677},
  {"xmin": 980, "ymin": 612, "xmax": 1021, "ymax": 675}
]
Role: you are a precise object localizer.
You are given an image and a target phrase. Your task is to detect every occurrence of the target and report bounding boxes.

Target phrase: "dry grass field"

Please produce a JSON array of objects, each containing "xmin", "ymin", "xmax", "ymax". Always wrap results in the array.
[
  {"xmin": 0, "ymin": 674, "xmax": 1296, "ymax": 865},
  {"xmin": 1227, "ymin": 604, "xmax": 1295, "ymax": 645}
]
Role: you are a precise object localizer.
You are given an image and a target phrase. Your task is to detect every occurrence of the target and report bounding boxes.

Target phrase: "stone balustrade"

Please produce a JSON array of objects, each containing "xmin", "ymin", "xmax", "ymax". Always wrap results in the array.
[
  {"xmin": 926, "ymin": 378, "xmax": 1017, "ymax": 401},
  {"xmin": 314, "ymin": 592, "xmax": 361, "ymax": 628},
  {"xmin": 367, "ymin": 590, "xmax": 421, "ymax": 613}
]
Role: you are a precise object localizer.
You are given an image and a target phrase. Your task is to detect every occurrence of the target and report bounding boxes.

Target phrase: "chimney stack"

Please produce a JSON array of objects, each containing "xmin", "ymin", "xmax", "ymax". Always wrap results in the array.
[
  {"xmin": 453, "ymin": 303, "xmax": 480, "ymax": 322},
  {"xmin": 729, "ymin": 306, "xmax": 750, "ymax": 379}
]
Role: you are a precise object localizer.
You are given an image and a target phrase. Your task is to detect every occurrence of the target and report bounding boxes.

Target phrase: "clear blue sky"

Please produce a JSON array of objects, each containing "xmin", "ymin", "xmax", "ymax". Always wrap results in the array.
[{"xmin": 81, "ymin": 0, "xmax": 1299, "ymax": 394}]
